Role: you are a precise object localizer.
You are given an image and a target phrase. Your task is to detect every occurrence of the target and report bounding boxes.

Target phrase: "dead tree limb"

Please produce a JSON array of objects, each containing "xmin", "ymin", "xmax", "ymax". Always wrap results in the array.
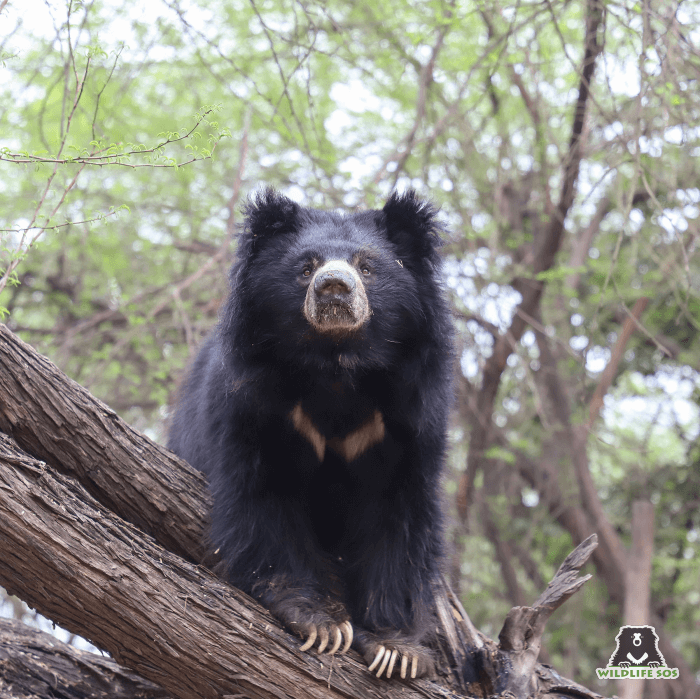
[
  {"xmin": 497, "ymin": 535, "xmax": 598, "ymax": 698},
  {"xmin": 513, "ymin": 444, "xmax": 695, "ymax": 698},
  {"xmin": 0, "ymin": 617, "xmax": 167, "ymax": 699}
]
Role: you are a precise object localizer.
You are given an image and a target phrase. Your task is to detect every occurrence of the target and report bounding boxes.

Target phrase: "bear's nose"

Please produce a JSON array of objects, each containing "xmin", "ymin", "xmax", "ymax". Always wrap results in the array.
[{"xmin": 314, "ymin": 268, "xmax": 356, "ymax": 297}]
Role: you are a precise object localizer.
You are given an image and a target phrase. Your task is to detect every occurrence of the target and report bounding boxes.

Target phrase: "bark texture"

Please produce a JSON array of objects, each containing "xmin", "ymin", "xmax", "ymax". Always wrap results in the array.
[
  {"xmin": 0, "ymin": 322, "xmax": 209, "ymax": 566},
  {"xmin": 0, "ymin": 617, "xmax": 167, "ymax": 699},
  {"xmin": 0, "ymin": 433, "xmax": 451, "ymax": 699}
]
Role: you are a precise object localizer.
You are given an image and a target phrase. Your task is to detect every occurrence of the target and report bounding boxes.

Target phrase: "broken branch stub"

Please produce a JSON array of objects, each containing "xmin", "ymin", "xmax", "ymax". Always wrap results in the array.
[{"xmin": 496, "ymin": 535, "xmax": 599, "ymax": 697}]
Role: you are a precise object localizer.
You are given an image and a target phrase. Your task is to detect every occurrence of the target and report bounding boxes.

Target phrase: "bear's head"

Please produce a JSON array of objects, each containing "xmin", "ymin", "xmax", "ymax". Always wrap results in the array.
[{"xmin": 223, "ymin": 188, "xmax": 447, "ymax": 371}]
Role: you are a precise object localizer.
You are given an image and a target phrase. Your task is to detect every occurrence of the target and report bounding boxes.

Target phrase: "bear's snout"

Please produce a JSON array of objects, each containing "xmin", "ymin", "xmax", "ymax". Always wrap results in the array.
[
  {"xmin": 314, "ymin": 267, "xmax": 357, "ymax": 299},
  {"xmin": 303, "ymin": 259, "xmax": 370, "ymax": 335}
]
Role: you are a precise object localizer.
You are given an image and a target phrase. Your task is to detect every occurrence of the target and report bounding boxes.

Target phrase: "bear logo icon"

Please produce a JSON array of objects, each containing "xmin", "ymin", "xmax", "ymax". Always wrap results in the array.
[{"xmin": 609, "ymin": 625, "xmax": 665, "ymax": 668}]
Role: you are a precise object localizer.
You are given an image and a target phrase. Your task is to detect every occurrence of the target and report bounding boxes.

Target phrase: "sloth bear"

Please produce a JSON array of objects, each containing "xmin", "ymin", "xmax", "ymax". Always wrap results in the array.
[{"xmin": 168, "ymin": 189, "xmax": 453, "ymax": 679}]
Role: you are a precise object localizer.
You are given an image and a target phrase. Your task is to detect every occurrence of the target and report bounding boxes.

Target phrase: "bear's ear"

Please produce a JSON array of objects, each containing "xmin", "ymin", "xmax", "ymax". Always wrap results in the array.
[
  {"xmin": 382, "ymin": 190, "xmax": 444, "ymax": 263},
  {"xmin": 241, "ymin": 187, "xmax": 300, "ymax": 250}
]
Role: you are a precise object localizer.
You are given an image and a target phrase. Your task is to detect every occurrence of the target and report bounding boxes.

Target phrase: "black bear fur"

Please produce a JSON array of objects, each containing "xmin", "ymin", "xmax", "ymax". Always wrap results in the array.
[{"xmin": 167, "ymin": 188, "xmax": 453, "ymax": 678}]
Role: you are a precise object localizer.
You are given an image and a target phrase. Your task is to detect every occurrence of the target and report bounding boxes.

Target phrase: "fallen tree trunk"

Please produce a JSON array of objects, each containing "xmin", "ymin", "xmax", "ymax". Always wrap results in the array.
[
  {"xmin": 0, "ymin": 324, "xmax": 600, "ymax": 698},
  {"xmin": 0, "ymin": 617, "xmax": 167, "ymax": 699}
]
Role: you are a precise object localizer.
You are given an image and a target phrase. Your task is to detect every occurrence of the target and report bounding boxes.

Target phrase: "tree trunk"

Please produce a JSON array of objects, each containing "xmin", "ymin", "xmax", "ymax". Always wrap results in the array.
[
  {"xmin": 0, "ymin": 325, "xmax": 209, "ymax": 568},
  {"xmin": 619, "ymin": 501, "xmax": 655, "ymax": 699}
]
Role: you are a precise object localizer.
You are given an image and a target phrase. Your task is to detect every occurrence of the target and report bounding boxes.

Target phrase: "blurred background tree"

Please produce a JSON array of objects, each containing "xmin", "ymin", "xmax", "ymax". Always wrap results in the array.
[{"xmin": 1, "ymin": 0, "xmax": 698, "ymax": 696}]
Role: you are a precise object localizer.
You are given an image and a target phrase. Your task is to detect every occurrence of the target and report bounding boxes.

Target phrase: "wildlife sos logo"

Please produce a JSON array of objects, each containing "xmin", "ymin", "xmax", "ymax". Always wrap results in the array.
[{"xmin": 596, "ymin": 626, "xmax": 679, "ymax": 680}]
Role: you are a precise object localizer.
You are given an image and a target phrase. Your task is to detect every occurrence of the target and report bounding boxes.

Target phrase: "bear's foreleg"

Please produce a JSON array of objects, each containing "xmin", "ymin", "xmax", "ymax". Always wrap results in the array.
[
  {"xmin": 211, "ymin": 484, "xmax": 354, "ymax": 656},
  {"xmin": 344, "ymin": 490, "xmax": 442, "ymax": 678}
]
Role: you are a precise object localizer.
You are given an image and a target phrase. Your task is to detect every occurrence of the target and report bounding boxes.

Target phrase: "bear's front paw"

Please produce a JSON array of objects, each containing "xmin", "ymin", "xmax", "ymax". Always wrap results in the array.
[
  {"xmin": 356, "ymin": 632, "xmax": 435, "ymax": 679},
  {"xmin": 618, "ymin": 661, "xmax": 631, "ymax": 668},
  {"xmin": 298, "ymin": 619, "xmax": 353, "ymax": 655},
  {"xmin": 258, "ymin": 580, "xmax": 353, "ymax": 656},
  {"xmin": 648, "ymin": 661, "xmax": 661, "ymax": 668}
]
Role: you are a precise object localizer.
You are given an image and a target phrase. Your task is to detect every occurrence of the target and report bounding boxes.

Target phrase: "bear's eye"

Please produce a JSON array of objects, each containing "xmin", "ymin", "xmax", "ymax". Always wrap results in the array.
[
  {"xmin": 302, "ymin": 268, "xmax": 312, "ymax": 277},
  {"xmin": 361, "ymin": 266, "xmax": 370, "ymax": 276}
]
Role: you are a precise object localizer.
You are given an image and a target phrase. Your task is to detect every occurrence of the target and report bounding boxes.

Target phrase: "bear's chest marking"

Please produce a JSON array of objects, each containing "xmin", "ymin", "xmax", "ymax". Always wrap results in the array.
[{"xmin": 289, "ymin": 403, "xmax": 385, "ymax": 462}]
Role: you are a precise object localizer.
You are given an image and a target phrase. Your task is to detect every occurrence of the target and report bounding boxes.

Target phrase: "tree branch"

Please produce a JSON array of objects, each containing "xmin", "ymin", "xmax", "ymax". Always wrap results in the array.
[
  {"xmin": 0, "ymin": 433, "xmax": 448, "ymax": 699},
  {"xmin": 457, "ymin": 0, "xmax": 605, "ymax": 519},
  {"xmin": 497, "ymin": 535, "xmax": 598, "ymax": 697},
  {"xmin": 511, "ymin": 442, "xmax": 695, "ymax": 698},
  {"xmin": 0, "ymin": 617, "xmax": 166, "ymax": 699},
  {"xmin": 0, "ymin": 322, "xmax": 210, "ymax": 566},
  {"xmin": 587, "ymin": 296, "xmax": 649, "ymax": 427}
]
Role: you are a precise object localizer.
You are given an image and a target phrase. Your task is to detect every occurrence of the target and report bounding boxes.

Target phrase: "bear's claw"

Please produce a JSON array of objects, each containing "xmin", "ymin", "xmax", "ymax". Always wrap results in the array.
[
  {"xmin": 368, "ymin": 645, "xmax": 420, "ymax": 679},
  {"xmin": 299, "ymin": 620, "xmax": 353, "ymax": 655}
]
